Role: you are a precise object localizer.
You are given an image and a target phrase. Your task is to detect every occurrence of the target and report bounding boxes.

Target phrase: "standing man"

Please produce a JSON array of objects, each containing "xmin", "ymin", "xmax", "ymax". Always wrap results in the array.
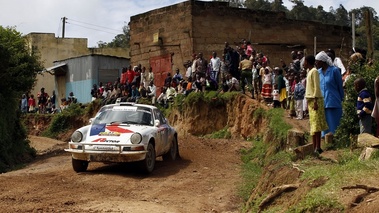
[
  {"xmin": 238, "ymin": 54, "xmax": 253, "ymax": 96},
  {"xmin": 210, "ymin": 51, "xmax": 221, "ymax": 82},
  {"xmin": 37, "ymin": 87, "xmax": 48, "ymax": 114},
  {"xmin": 195, "ymin": 52, "xmax": 208, "ymax": 92}
]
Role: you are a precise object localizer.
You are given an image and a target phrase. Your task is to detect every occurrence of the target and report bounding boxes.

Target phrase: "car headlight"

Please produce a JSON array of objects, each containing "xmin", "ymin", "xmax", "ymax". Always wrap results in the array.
[
  {"xmin": 130, "ymin": 133, "xmax": 142, "ymax": 144},
  {"xmin": 71, "ymin": 131, "xmax": 83, "ymax": 142}
]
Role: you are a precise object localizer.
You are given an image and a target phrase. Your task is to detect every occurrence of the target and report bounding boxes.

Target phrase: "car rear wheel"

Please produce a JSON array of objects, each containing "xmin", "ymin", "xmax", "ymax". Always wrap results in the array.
[
  {"xmin": 72, "ymin": 158, "xmax": 89, "ymax": 172},
  {"xmin": 139, "ymin": 143, "xmax": 156, "ymax": 174},
  {"xmin": 163, "ymin": 137, "xmax": 178, "ymax": 161}
]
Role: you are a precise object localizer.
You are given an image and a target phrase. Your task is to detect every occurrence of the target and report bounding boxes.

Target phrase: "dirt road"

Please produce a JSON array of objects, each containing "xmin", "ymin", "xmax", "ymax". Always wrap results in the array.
[{"xmin": 0, "ymin": 135, "xmax": 249, "ymax": 212}]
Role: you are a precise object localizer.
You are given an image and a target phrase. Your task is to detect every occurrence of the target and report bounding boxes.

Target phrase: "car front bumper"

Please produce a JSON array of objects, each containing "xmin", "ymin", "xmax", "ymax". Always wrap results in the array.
[{"xmin": 65, "ymin": 142, "xmax": 148, "ymax": 162}]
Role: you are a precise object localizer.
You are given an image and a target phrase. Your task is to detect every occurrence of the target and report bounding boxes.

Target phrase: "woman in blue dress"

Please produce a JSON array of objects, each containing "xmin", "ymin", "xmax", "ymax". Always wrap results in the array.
[{"xmin": 315, "ymin": 51, "xmax": 344, "ymax": 137}]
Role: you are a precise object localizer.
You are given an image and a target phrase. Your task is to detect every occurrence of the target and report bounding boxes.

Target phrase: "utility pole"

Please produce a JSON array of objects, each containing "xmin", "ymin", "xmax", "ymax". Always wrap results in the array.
[
  {"xmin": 62, "ymin": 17, "xmax": 66, "ymax": 38},
  {"xmin": 364, "ymin": 10, "xmax": 374, "ymax": 60},
  {"xmin": 352, "ymin": 13, "xmax": 355, "ymax": 49}
]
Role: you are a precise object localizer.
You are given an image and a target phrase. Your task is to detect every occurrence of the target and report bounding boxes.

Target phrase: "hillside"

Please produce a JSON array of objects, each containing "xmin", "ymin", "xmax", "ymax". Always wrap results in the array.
[{"xmin": 20, "ymin": 93, "xmax": 379, "ymax": 212}]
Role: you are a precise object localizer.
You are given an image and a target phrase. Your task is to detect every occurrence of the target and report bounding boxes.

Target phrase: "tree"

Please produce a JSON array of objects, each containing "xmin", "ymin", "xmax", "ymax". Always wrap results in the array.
[
  {"xmin": 213, "ymin": 0, "xmax": 244, "ymax": 8},
  {"xmin": 0, "ymin": 26, "xmax": 42, "ymax": 172},
  {"xmin": 334, "ymin": 4, "xmax": 349, "ymax": 26},
  {"xmin": 244, "ymin": 0, "xmax": 272, "ymax": 11},
  {"xmin": 105, "ymin": 23, "xmax": 130, "ymax": 48}
]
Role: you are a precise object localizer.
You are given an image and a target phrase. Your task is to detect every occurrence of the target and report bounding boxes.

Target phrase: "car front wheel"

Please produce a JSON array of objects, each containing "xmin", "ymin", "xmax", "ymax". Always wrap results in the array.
[
  {"xmin": 163, "ymin": 137, "xmax": 178, "ymax": 161},
  {"xmin": 139, "ymin": 143, "xmax": 156, "ymax": 174},
  {"xmin": 72, "ymin": 158, "xmax": 89, "ymax": 172}
]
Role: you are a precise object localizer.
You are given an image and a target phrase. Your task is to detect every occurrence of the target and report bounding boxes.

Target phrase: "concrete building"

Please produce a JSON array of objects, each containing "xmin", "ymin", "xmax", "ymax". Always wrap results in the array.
[
  {"xmin": 25, "ymin": 33, "xmax": 130, "ymax": 102},
  {"xmin": 46, "ymin": 54, "xmax": 129, "ymax": 104},
  {"xmin": 129, "ymin": 0, "xmax": 352, "ymax": 91}
]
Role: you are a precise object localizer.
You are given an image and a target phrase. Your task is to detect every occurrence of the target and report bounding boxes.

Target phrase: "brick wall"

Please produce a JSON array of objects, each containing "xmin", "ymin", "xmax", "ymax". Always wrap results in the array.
[{"xmin": 130, "ymin": 0, "xmax": 351, "ymax": 75}]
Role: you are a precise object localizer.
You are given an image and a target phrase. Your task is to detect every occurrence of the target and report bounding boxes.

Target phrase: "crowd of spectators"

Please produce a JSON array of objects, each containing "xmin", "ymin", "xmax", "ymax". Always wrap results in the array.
[
  {"xmin": 21, "ymin": 37, "xmax": 373, "ymax": 140},
  {"xmin": 21, "ymin": 88, "xmax": 76, "ymax": 114}
]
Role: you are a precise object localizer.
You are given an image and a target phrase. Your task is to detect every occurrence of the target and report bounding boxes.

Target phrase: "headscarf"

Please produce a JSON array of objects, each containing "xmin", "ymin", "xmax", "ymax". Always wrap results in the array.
[{"xmin": 315, "ymin": 51, "xmax": 333, "ymax": 66}]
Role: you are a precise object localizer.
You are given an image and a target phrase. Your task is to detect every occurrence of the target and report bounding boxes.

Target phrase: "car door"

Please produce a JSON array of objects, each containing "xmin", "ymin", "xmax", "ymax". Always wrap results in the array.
[{"xmin": 153, "ymin": 109, "xmax": 169, "ymax": 155}]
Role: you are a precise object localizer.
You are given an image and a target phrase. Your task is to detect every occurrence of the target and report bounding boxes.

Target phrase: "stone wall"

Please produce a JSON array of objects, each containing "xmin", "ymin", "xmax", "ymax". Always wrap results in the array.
[
  {"xmin": 130, "ymin": 0, "xmax": 351, "ymax": 74},
  {"xmin": 130, "ymin": 1, "xmax": 193, "ymax": 71}
]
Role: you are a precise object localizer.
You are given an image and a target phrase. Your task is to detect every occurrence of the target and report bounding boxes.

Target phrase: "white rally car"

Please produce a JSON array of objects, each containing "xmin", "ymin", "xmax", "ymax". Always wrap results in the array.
[{"xmin": 65, "ymin": 102, "xmax": 179, "ymax": 174}]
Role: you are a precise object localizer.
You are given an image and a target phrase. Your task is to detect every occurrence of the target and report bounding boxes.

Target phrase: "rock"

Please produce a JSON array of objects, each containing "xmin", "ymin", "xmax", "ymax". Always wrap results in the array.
[
  {"xmin": 293, "ymin": 143, "xmax": 314, "ymax": 160},
  {"xmin": 357, "ymin": 133, "xmax": 379, "ymax": 148},
  {"xmin": 287, "ymin": 129, "xmax": 305, "ymax": 149},
  {"xmin": 359, "ymin": 147, "xmax": 379, "ymax": 161},
  {"xmin": 325, "ymin": 132, "xmax": 333, "ymax": 144}
]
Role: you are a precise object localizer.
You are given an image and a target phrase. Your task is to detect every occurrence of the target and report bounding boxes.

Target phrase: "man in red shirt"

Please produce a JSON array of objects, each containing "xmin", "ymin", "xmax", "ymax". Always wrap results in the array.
[{"xmin": 120, "ymin": 67, "xmax": 127, "ymax": 85}]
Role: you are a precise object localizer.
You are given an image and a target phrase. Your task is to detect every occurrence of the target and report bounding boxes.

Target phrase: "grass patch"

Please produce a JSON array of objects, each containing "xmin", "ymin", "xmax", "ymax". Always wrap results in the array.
[
  {"xmin": 287, "ymin": 148, "xmax": 379, "ymax": 212},
  {"xmin": 239, "ymin": 137, "xmax": 267, "ymax": 201},
  {"xmin": 265, "ymin": 108, "xmax": 292, "ymax": 142},
  {"xmin": 205, "ymin": 126, "xmax": 232, "ymax": 139},
  {"xmin": 42, "ymin": 103, "xmax": 85, "ymax": 138}
]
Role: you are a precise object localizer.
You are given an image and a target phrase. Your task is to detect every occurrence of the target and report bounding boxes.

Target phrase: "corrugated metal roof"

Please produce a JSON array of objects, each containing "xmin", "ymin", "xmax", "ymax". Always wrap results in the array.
[{"xmin": 45, "ymin": 63, "xmax": 67, "ymax": 71}]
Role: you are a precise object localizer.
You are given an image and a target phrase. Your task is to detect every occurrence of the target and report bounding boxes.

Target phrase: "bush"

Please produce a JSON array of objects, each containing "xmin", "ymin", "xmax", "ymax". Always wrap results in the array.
[
  {"xmin": 334, "ymin": 62, "xmax": 379, "ymax": 148},
  {"xmin": 42, "ymin": 103, "xmax": 85, "ymax": 138}
]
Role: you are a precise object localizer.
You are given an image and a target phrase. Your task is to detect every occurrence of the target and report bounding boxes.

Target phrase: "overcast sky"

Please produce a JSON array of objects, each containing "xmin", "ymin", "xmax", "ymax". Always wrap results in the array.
[{"xmin": 0, "ymin": 0, "xmax": 378, "ymax": 47}]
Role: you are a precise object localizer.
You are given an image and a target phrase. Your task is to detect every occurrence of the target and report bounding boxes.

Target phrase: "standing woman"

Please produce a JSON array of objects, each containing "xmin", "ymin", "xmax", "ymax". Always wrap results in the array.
[
  {"xmin": 261, "ymin": 66, "xmax": 273, "ymax": 102},
  {"xmin": 315, "ymin": 51, "xmax": 344, "ymax": 137},
  {"xmin": 304, "ymin": 55, "xmax": 328, "ymax": 154},
  {"xmin": 372, "ymin": 76, "xmax": 379, "ymax": 137}
]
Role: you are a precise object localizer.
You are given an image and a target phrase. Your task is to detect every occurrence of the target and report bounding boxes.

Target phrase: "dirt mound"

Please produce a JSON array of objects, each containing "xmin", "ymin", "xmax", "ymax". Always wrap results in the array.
[{"xmin": 169, "ymin": 95, "xmax": 271, "ymax": 139}]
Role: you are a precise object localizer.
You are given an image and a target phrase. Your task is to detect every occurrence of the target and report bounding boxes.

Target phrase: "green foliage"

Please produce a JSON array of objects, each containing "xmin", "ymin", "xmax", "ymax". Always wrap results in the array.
[
  {"xmin": 0, "ymin": 26, "xmax": 41, "ymax": 173},
  {"xmin": 182, "ymin": 91, "xmax": 238, "ymax": 107},
  {"xmin": 266, "ymin": 108, "xmax": 292, "ymax": 142},
  {"xmin": 206, "ymin": 126, "xmax": 232, "ymax": 139},
  {"xmin": 253, "ymin": 107, "xmax": 266, "ymax": 120},
  {"xmin": 42, "ymin": 104, "xmax": 85, "ymax": 138},
  {"xmin": 288, "ymin": 148, "xmax": 379, "ymax": 212},
  {"xmin": 239, "ymin": 138, "xmax": 266, "ymax": 200},
  {"xmin": 101, "ymin": 24, "xmax": 130, "ymax": 48},
  {"xmin": 183, "ymin": 91, "xmax": 205, "ymax": 105},
  {"xmin": 334, "ymin": 62, "xmax": 378, "ymax": 148}
]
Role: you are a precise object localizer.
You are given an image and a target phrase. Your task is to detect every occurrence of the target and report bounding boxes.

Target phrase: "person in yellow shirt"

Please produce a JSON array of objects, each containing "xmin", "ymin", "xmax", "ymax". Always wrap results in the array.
[
  {"xmin": 304, "ymin": 55, "xmax": 328, "ymax": 155},
  {"xmin": 238, "ymin": 54, "xmax": 253, "ymax": 97}
]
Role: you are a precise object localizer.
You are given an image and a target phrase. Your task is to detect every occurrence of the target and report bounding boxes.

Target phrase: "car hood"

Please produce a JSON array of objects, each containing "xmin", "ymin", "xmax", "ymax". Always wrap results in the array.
[{"xmin": 86, "ymin": 123, "xmax": 150, "ymax": 143}]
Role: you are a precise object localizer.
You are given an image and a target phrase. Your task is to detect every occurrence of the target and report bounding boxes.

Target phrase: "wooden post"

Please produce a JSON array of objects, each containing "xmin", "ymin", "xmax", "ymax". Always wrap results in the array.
[{"xmin": 364, "ymin": 10, "xmax": 374, "ymax": 60}]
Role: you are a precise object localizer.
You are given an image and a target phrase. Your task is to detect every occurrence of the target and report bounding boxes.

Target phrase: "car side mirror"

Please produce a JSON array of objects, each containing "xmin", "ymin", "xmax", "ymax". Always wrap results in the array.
[{"xmin": 154, "ymin": 119, "xmax": 160, "ymax": 127}]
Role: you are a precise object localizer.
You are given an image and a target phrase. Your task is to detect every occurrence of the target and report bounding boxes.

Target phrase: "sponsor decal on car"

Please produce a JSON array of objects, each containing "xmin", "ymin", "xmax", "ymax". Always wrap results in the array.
[
  {"xmin": 92, "ymin": 138, "xmax": 120, "ymax": 143},
  {"xmin": 98, "ymin": 131, "xmax": 121, "ymax": 136}
]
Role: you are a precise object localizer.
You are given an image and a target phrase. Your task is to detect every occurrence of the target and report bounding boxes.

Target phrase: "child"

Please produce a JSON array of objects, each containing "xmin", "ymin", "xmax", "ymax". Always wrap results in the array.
[
  {"xmin": 354, "ymin": 78, "xmax": 373, "ymax": 134},
  {"xmin": 294, "ymin": 75, "xmax": 305, "ymax": 120},
  {"xmin": 272, "ymin": 84, "xmax": 280, "ymax": 108},
  {"xmin": 28, "ymin": 94, "xmax": 36, "ymax": 113},
  {"xmin": 261, "ymin": 67, "xmax": 272, "ymax": 102},
  {"xmin": 300, "ymin": 70, "xmax": 308, "ymax": 118}
]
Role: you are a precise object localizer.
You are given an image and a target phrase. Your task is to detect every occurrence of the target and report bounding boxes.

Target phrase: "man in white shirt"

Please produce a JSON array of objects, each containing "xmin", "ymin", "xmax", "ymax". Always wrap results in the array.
[
  {"xmin": 226, "ymin": 74, "xmax": 240, "ymax": 92},
  {"xmin": 147, "ymin": 81, "xmax": 157, "ymax": 105},
  {"xmin": 326, "ymin": 49, "xmax": 346, "ymax": 75},
  {"xmin": 184, "ymin": 60, "xmax": 192, "ymax": 80},
  {"xmin": 210, "ymin": 51, "xmax": 221, "ymax": 82}
]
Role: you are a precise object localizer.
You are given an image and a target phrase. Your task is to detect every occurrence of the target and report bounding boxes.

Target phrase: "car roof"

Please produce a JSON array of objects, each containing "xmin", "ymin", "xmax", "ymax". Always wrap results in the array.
[{"xmin": 101, "ymin": 102, "xmax": 158, "ymax": 110}]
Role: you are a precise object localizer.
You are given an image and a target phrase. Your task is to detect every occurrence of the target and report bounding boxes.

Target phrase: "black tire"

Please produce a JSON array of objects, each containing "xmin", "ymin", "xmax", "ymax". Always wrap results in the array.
[
  {"xmin": 72, "ymin": 158, "xmax": 89, "ymax": 172},
  {"xmin": 163, "ymin": 137, "xmax": 178, "ymax": 161},
  {"xmin": 139, "ymin": 143, "xmax": 156, "ymax": 174}
]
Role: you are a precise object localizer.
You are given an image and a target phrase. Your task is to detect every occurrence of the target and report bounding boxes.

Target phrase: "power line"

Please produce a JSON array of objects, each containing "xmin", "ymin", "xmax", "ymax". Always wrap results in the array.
[
  {"xmin": 67, "ymin": 18, "xmax": 123, "ymax": 33},
  {"xmin": 66, "ymin": 22, "xmax": 120, "ymax": 35}
]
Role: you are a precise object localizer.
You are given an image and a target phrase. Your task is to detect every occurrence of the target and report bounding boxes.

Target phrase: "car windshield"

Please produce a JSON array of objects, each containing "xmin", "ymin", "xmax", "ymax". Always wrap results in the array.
[{"xmin": 92, "ymin": 106, "xmax": 153, "ymax": 126}]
